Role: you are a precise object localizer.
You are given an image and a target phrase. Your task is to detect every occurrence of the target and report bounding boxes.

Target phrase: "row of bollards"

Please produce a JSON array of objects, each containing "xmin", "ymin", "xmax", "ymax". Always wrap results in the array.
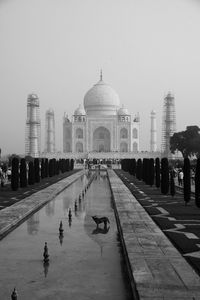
[{"xmin": 10, "ymin": 172, "xmax": 97, "ymax": 299}]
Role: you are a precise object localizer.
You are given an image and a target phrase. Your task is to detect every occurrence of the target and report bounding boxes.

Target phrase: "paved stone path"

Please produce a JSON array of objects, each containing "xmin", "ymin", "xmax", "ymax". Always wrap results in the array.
[
  {"xmin": 0, "ymin": 170, "xmax": 84, "ymax": 239},
  {"xmin": 108, "ymin": 169, "xmax": 200, "ymax": 299}
]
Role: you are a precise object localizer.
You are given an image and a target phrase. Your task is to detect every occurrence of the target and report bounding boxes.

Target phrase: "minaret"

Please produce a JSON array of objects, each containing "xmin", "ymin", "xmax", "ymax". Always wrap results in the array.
[
  {"xmin": 45, "ymin": 109, "xmax": 55, "ymax": 153},
  {"xmin": 161, "ymin": 92, "xmax": 176, "ymax": 157},
  {"xmin": 25, "ymin": 93, "xmax": 41, "ymax": 157},
  {"xmin": 150, "ymin": 110, "xmax": 157, "ymax": 152}
]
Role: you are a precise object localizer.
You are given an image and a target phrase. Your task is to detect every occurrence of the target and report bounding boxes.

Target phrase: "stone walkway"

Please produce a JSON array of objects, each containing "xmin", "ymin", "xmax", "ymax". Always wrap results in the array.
[
  {"xmin": 108, "ymin": 169, "xmax": 200, "ymax": 300},
  {"xmin": 0, "ymin": 170, "xmax": 84, "ymax": 239}
]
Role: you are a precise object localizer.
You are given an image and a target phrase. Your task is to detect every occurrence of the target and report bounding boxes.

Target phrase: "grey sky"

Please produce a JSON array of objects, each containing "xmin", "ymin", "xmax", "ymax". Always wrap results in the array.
[{"xmin": 0, "ymin": 0, "xmax": 200, "ymax": 155}]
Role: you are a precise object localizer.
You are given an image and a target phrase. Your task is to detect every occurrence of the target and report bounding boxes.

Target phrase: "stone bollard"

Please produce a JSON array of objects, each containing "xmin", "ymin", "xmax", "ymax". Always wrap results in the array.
[{"xmin": 43, "ymin": 242, "xmax": 49, "ymax": 263}]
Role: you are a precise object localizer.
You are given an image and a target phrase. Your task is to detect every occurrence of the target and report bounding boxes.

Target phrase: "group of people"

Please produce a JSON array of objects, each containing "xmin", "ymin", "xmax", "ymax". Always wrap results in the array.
[
  {"xmin": 0, "ymin": 164, "xmax": 10, "ymax": 187},
  {"xmin": 176, "ymin": 168, "xmax": 195, "ymax": 186}
]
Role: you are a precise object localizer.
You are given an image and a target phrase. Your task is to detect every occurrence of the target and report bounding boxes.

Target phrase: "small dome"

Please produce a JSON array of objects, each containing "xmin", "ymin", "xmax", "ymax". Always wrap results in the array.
[
  {"xmin": 74, "ymin": 105, "xmax": 85, "ymax": 116},
  {"xmin": 165, "ymin": 91, "xmax": 174, "ymax": 98},
  {"xmin": 83, "ymin": 75, "xmax": 120, "ymax": 116},
  {"xmin": 28, "ymin": 93, "xmax": 38, "ymax": 100},
  {"xmin": 118, "ymin": 105, "xmax": 129, "ymax": 115}
]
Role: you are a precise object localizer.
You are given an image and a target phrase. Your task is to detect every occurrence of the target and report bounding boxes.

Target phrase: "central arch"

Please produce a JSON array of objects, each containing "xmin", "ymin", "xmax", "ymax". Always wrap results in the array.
[{"xmin": 93, "ymin": 127, "xmax": 111, "ymax": 152}]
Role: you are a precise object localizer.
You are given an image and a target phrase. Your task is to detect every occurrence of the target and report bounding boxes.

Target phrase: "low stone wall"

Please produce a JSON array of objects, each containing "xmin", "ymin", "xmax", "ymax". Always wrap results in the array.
[
  {"xmin": 108, "ymin": 169, "xmax": 200, "ymax": 299},
  {"xmin": 0, "ymin": 170, "xmax": 84, "ymax": 240}
]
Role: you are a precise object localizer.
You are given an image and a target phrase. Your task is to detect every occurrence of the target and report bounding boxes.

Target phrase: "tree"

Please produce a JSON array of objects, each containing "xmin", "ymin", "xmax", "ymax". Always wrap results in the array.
[
  {"xmin": 149, "ymin": 158, "xmax": 155, "ymax": 187},
  {"xmin": 155, "ymin": 157, "xmax": 160, "ymax": 188},
  {"xmin": 34, "ymin": 158, "xmax": 40, "ymax": 183},
  {"xmin": 20, "ymin": 158, "xmax": 27, "ymax": 188},
  {"xmin": 170, "ymin": 126, "xmax": 200, "ymax": 158},
  {"xmin": 183, "ymin": 157, "xmax": 191, "ymax": 205},
  {"xmin": 55, "ymin": 160, "xmax": 60, "ymax": 175},
  {"xmin": 66, "ymin": 159, "xmax": 70, "ymax": 171},
  {"xmin": 129, "ymin": 159, "xmax": 135, "ymax": 176},
  {"xmin": 44, "ymin": 159, "xmax": 49, "ymax": 177},
  {"xmin": 142, "ymin": 158, "xmax": 147, "ymax": 183},
  {"xmin": 49, "ymin": 159, "xmax": 53, "ymax": 177},
  {"xmin": 28, "ymin": 161, "xmax": 35, "ymax": 185},
  {"xmin": 170, "ymin": 170, "xmax": 175, "ymax": 197},
  {"xmin": 70, "ymin": 159, "xmax": 74, "ymax": 171},
  {"xmin": 195, "ymin": 158, "xmax": 200, "ymax": 208},
  {"xmin": 136, "ymin": 159, "xmax": 142, "ymax": 180},
  {"xmin": 132, "ymin": 159, "xmax": 136, "ymax": 176},
  {"xmin": 161, "ymin": 158, "xmax": 169, "ymax": 195},
  {"xmin": 11, "ymin": 157, "xmax": 19, "ymax": 191},
  {"xmin": 41, "ymin": 159, "xmax": 45, "ymax": 179}
]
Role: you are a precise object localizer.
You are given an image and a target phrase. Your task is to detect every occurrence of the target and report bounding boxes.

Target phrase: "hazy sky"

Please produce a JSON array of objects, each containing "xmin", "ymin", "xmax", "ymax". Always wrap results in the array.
[{"xmin": 1, "ymin": 0, "xmax": 200, "ymax": 155}]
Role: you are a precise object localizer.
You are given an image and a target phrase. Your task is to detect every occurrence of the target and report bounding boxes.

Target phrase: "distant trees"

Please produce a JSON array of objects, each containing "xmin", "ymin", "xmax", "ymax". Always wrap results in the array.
[
  {"xmin": 170, "ymin": 126, "xmax": 200, "ymax": 158},
  {"xmin": 10, "ymin": 156, "xmax": 73, "ymax": 192}
]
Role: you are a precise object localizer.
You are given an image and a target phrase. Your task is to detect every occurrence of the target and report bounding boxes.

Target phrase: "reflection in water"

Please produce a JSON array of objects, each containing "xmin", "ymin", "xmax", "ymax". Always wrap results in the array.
[
  {"xmin": 74, "ymin": 201, "xmax": 78, "ymax": 212},
  {"xmin": 43, "ymin": 262, "xmax": 49, "ymax": 278},
  {"xmin": 59, "ymin": 233, "xmax": 64, "ymax": 245},
  {"xmin": 27, "ymin": 214, "xmax": 40, "ymax": 235},
  {"xmin": 62, "ymin": 196, "xmax": 70, "ymax": 214},
  {"xmin": 45, "ymin": 199, "xmax": 55, "ymax": 217},
  {"xmin": 92, "ymin": 225, "xmax": 110, "ymax": 235},
  {"xmin": 84, "ymin": 215, "xmax": 111, "ymax": 257},
  {"xmin": 68, "ymin": 218, "xmax": 72, "ymax": 227},
  {"xmin": 59, "ymin": 221, "xmax": 64, "ymax": 235},
  {"xmin": 0, "ymin": 171, "xmax": 133, "ymax": 300}
]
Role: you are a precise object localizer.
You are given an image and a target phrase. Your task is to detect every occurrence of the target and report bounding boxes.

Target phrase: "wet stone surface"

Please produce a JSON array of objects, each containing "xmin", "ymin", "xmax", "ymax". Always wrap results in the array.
[{"xmin": 0, "ymin": 171, "xmax": 132, "ymax": 300}]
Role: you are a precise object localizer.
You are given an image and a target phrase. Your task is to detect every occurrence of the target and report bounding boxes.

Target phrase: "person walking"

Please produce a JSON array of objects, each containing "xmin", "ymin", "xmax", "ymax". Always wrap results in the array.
[{"xmin": 179, "ymin": 170, "xmax": 184, "ymax": 186}]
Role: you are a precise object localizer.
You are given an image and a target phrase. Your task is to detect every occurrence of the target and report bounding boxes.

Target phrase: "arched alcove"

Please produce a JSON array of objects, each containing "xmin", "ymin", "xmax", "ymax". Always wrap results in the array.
[
  {"xmin": 93, "ymin": 127, "xmax": 110, "ymax": 152},
  {"xmin": 133, "ymin": 128, "xmax": 138, "ymax": 138},
  {"xmin": 120, "ymin": 142, "xmax": 128, "ymax": 152},
  {"xmin": 120, "ymin": 128, "xmax": 128, "ymax": 139},
  {"xmin": 133, "ymin": 142, "xmax": 138, "ymax": 152},
  {"xmin": 65, "ymin": 142, "xmax": 71, "ymax": 152},
  {"xmin": 76, "ymin": 142, "xmax": 83, "ymax": 152},
  {"xmin": 66, "ymin": 128, "xmax": 71, "ymax": 139},
  {"xmin": 76, "ymin": 128, "xmax": 83, "ymax": 139}
]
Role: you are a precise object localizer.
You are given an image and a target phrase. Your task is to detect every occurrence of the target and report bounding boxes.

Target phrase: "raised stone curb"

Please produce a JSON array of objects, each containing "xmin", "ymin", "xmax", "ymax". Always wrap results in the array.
[
  {"xmin": 108, "ymin": 169, "xmax": 200, "ymax": 300},
  {"xmin": 0, "ymin": 170, "xmax": 84, "ymax": 240}
]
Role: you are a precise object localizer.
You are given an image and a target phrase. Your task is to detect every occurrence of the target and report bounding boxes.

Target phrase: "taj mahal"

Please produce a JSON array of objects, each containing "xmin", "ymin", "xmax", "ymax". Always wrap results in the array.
[{"xmin": 63, "ymin": 72, "xmax": 140, "ymax": 156}]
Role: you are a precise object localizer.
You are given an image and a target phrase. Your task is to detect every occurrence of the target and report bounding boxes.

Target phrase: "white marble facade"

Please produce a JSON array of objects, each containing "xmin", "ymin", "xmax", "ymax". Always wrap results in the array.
[{"xmin": 63, "ymin": 74, "xmax": 139, "ymax": 154}]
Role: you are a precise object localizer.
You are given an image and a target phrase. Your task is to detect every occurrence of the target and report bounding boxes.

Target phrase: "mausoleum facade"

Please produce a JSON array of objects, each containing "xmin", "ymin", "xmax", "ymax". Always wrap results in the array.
[{"xmin": 63, "ymin": 74, "xmax": 140, "ymax": 155}]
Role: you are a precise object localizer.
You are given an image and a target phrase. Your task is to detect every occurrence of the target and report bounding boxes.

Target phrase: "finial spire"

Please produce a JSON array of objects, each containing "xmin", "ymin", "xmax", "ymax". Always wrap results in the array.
[{"xmin": 100, "ymin": 69, "xmax": 103, "ymax": 81}]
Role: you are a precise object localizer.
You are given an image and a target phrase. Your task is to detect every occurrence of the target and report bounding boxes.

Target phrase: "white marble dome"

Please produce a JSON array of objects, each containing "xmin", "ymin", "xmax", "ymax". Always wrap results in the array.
[
  {"xmin": 118, "ymin": 105, "xmax": 129, "ymax": 115},
  {"xmin": 74, "ymin": 105, "xmax": 85, "ymax": 115},
  {"xmin": 83, "ymin": 78, "xmax": 120, "ymax": 115}
]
